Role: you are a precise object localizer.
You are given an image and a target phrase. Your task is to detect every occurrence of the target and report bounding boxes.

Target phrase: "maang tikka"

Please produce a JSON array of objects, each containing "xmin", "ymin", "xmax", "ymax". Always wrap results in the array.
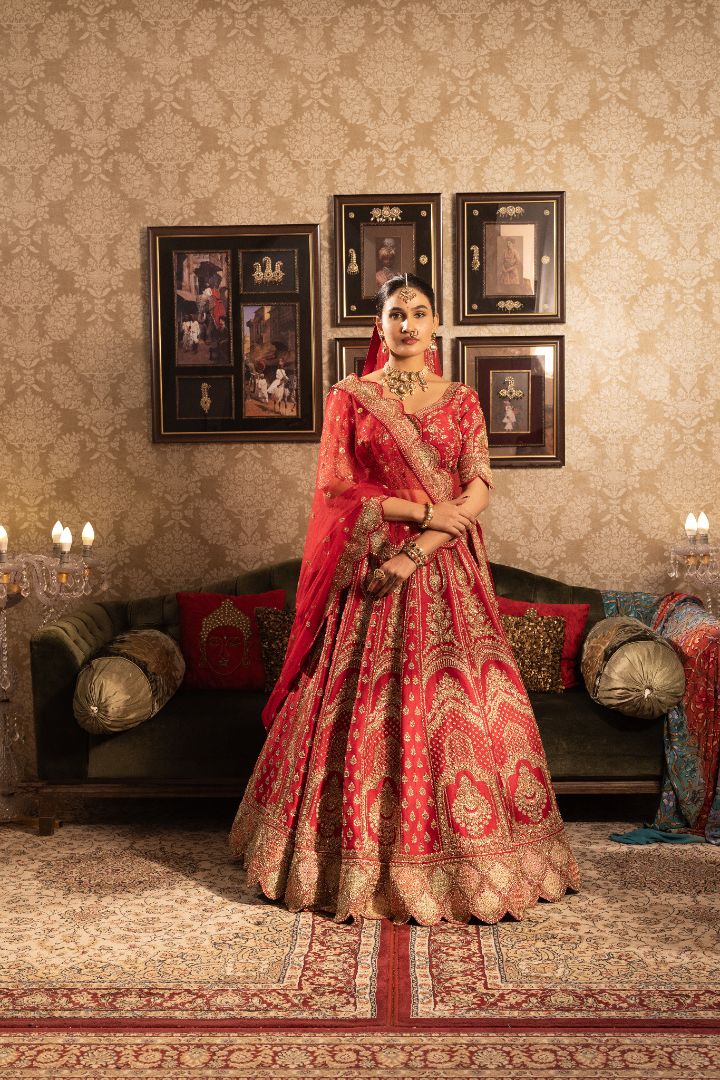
[{"xmin": 397, "ymin": 273, "xmax": 417, "ymax": 304}]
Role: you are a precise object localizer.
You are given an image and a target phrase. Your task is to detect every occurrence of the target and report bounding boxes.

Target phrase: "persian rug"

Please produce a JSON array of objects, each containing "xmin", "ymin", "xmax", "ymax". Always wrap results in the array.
[
  {"xmin": 1, "ymin": 819, "xmax": 719, "ymax": 1077},
  {"xmin": 402, "ymin": 821, "xmax": 720, "ymax": 1027},
  {"xmin": 0, "ymin": 1031, "xmax": 719, "ymax": 1078}
]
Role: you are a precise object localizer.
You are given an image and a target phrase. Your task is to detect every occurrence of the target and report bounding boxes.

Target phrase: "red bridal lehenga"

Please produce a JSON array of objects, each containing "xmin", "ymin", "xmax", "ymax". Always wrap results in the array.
[{"xmin": 230, "ymin": 359, "xmax": 580, "ymax": 925}]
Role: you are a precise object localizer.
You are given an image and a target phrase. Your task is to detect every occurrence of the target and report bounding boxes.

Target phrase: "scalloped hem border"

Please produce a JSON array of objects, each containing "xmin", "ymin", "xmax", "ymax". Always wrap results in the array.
[{"xmin": 230, "ymin": 801, "xmax": 581, "ymax": 927}]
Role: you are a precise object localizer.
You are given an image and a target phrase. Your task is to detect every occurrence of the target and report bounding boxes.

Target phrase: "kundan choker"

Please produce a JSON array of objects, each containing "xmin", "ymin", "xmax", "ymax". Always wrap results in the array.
[{"xmin": 380, "ymin": 360, "xmax": 431, "ymax": 399}]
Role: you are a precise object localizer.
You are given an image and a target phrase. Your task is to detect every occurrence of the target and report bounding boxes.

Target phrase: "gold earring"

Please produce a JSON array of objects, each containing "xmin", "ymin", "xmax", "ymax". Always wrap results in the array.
[{"xmin": 430, "ymin": 331, "xmax": 438, "ymax": 352}]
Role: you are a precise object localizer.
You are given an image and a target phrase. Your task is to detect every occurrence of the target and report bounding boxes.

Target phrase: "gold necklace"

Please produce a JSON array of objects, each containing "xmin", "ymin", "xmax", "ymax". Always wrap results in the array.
[{"xmin": 380, "ymin": 360, "xmax": 431, "ymax": 399}]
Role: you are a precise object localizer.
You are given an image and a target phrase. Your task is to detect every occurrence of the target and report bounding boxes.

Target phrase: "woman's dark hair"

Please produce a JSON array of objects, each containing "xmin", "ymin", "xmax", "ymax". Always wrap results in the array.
[{"xmin": 375, "ymin": 273, "xmax": 436, "ymax": 316}]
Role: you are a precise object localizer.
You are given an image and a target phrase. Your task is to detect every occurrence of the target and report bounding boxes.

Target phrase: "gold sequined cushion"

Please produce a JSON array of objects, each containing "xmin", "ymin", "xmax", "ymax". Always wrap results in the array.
[
  {"xmin": 501, "ymin": 609, "xmax": 565, "ymax": 693},
  {"xmin": 73, "ymin": 629, "xmax": 186, "ymax": 735},
  {"xmin": 255, "ymin": 607, "xmax": 296, "ymax": 692},
  {"xmin": 581, "ymin": 615, "xmax": 685, "ymax": 719}
]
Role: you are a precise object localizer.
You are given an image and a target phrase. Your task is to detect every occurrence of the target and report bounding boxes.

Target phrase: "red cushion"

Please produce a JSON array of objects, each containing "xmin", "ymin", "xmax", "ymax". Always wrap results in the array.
[
  {"xmin": 497, "ymin": 597, "xmax": 590, "ymax": 688},
  {"xmin": 177, "ymin": 590, "xmax": 286, "ymax": 690}
]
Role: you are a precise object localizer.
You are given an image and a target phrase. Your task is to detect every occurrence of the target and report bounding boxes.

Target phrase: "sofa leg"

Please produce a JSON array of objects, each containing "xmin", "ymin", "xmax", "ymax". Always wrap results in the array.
[{"xmin": 37, "ymin": 791, "xmax": 60, "ymax": 836}]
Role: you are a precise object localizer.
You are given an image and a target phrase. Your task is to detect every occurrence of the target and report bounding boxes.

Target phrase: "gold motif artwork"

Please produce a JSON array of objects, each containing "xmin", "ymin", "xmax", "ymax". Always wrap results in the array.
[
  {"xmin": 498, "ymin": 376, "xmax": 524, "ymax": 402},
  {"xmin": 497, "ymin": 300, "xmax": 524, "ymax": 312},
  {"xmin": 498, "ymin": 206, "xmax": 525, "ymax": 218},
  {"xmin": 370, "ymin": 206, "xmax": 403, "ymax": 222},
  {"xmin": 200, "ymin": 383, "xmax": 211, "ymax": 414},
  {"xmin": 252, "ymin": 257, "xmax": 285, "ymax": 285},
  {"xmin": 470, "ymin": 245, "xmax": 480, "ymax": 271},
  {"xmin": 346, "ymin": 248, "xmax": 359, "ymax": 275}
]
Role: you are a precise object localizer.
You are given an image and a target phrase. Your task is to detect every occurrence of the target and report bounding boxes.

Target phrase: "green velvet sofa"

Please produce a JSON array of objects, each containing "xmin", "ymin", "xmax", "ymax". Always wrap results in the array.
[{"xmin": 29, "ymin": 559, "xmax": 664, "ymax": 834}]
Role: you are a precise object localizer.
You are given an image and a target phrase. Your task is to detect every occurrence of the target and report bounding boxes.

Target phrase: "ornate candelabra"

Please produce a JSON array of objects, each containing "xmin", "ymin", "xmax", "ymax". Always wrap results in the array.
[
  {"xmin": 0, "ymin": 524, "xmax": 104, "ymax": 821},
  {"xmin": 668, "ymin": 512, "xmax": 718, "ymax": 613}
]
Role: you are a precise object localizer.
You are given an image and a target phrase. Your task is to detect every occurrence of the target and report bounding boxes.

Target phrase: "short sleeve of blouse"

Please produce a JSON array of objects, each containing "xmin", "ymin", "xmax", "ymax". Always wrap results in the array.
[{"xmin": 457, "ymin": 387, "xmax": 493, "ymax": 488}]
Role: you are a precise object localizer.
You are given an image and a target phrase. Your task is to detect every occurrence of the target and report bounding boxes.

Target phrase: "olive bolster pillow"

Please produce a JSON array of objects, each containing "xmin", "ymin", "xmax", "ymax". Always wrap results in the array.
[
  {"xmin": 581, "ymin": 616, "xmax": 685, "ymax": 720},
  {"xmin": 73, "ymin": 629, "xmax": 185, "ymax": 734}
]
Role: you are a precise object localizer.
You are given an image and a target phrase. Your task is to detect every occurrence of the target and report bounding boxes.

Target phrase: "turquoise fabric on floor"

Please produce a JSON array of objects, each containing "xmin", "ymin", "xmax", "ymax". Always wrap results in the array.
[{"xmin": 609, "ymin": 826, "xmax": 706, "ymax": 845}]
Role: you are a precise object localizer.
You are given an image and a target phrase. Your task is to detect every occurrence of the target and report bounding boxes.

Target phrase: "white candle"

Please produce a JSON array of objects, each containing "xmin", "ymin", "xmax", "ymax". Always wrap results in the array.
[
  {"xmin": 684, "ymin": 512, "xmax": 698, "ymax": 540},
  {"xmin": 51, "ymin": 520, "xmax": 63, "ymax": 543},
  {"xmin": 697, "ymin": 511, "xmax": 709, "ymax": 538},
  {"xmin": 0, "ymin": 526, "xmax": 7, "ymax": 553},
  {"xmin": 81, "ymin": 522, "xmax": 94, "ymax": 548},
  {"xmin": 60, "ymin": 527, "xmax": 73, "ymax": 553}
]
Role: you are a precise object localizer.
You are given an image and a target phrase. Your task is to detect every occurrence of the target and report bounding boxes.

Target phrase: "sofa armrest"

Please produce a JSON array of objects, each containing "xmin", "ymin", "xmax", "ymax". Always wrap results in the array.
[{"xmin": 30, "ymin": 601, "xmax": 127, "ymax": 781}]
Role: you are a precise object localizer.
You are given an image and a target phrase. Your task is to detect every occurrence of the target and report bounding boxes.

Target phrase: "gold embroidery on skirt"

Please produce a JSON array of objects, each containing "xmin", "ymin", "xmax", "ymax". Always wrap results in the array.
[{"xmin": 231, "ymin": 537, "xmax": 580, "ymax": 925}]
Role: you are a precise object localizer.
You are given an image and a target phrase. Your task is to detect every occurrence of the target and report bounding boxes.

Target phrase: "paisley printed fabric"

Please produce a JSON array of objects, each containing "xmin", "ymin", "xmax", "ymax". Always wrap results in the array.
[
  {"xmin": 652, "ymin": 594, "xmax": 720, "ymax": 844},
  {"xmin": 230, "ymin": 380, "xmax": 580, "ymax": 924}
]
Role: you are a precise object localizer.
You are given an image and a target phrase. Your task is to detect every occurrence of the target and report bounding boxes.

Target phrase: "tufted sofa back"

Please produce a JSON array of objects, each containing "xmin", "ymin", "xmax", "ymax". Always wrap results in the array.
[
  {"xmin": 490, "ymin": 562, "xmax": 605, "ymax": 637},
  {"xmin": 126, "ymin": 558, "xmax": 303, "ymax": 641},
  {"xmin": 123, "ymin": 557, "xmax": 606, "ymax": 642}
]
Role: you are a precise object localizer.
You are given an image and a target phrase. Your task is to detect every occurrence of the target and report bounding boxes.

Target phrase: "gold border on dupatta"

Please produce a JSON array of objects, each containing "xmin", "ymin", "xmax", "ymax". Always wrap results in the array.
[{"xmin": 336, "ymin": 376, "xmax": 456, "ymax": 503}]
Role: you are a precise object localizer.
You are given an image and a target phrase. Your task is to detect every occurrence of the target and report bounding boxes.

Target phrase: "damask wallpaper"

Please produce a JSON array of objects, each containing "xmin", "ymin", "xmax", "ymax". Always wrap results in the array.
[{"xmin": 1, "ymin": 0, "xmax": 719, "ymax": 775}]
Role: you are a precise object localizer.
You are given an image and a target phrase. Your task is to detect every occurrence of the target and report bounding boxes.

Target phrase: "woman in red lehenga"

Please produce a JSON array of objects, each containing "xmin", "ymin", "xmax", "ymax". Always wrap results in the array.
[{"xmin": 230, "ymin": 273, "xmax": 580, "ymax": 925}]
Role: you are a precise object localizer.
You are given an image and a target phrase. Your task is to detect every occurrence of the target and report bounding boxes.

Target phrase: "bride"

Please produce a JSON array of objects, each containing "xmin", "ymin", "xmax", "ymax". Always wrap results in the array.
[{"xmin": 230, "ymin": 273, "xmax": 580, "ymax": 924}]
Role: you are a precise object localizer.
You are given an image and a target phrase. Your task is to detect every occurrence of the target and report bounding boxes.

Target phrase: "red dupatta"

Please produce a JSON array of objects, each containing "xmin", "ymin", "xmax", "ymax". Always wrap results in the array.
[{"xmin": 261, "ymin": 330, "xmax": 444, "ymax": 731}]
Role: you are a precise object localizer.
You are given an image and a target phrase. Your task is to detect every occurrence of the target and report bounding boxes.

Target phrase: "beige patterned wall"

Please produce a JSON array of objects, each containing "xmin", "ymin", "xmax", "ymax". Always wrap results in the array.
[{"xmin": 2, "ymin": 0, "xmax": 719, "ymax": 772}]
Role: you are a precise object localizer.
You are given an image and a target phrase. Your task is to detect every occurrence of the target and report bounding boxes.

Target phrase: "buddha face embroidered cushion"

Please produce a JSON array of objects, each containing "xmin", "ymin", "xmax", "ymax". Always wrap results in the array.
[
  {"xmin": 177, "ymin": 590, "xmax": 286, "ymax": 690},
  {"xmin": 73, "ymin": 629, "xmax": 185, "ymax": 734},
  {"xmin": 581, "ymin": 615, "xmax": 685, "ymax": 719},
  {"xmin": 501, "ymin": 609, "xmax": 565, "ymax": 693},
  {"xmin": 497, "ymin": 597, "xmax": 590, "ymax": 688}
]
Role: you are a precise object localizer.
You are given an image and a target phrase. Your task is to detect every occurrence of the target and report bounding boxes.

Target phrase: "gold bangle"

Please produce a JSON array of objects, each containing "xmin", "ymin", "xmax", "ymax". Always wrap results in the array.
[
  {"xmin": 402, "ymin": 539, "xmax": 428, "ymax": 568},
  {"xmin": 420, "ymin": 503, "xmax": 434, "ymax": 530}
]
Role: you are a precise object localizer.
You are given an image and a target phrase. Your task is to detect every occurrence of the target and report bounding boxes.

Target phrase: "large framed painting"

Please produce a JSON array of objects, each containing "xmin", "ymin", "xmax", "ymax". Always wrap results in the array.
[
  {"xmin": 334, "ymin": 336, "xmax": 447, "ymax": 381},
  {"xmin": 148, "ymin": 224, "xmax": 322, "ymax": 441},
  {"xmin": 456, "ymin": 192, "xmax": 565, "ymax": 324},
  {"xmin": 455, "ymin": 336, "xmax": 564, "ymax": 467},
  {"xmin": 333, "ymin": 194, "xmax": 442, "ymax": 325}
]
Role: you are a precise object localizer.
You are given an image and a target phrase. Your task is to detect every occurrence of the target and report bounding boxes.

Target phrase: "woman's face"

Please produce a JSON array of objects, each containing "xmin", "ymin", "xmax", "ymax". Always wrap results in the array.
[{"xmin": 376, "ymin": 287, "xmax": 438, "ymax": 362}]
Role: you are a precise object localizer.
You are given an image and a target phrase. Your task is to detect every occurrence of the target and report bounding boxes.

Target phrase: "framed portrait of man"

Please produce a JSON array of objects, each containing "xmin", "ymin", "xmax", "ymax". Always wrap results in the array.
[
  {"xmin": 333, "ymin": 193, "xmax": 443, "ymax": 325},
  {"xmin": 456, "ymin": 192, "xmax": 565, "ymax": 324}
]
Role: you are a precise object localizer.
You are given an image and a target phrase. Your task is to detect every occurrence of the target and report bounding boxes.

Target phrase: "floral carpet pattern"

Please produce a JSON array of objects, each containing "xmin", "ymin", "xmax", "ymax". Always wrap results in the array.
[
  {"xmin": 1, "ymin": 820, "xmax": 719, "ymax": 1077},
  {"xmin": 0, "ymin": 1031, "xmax": 719, "ymax": 1078},
  {"xmin": 407, "ymin": 821, "xmax": 720, "ymax": 1023},
  {"xmin": 0, "ymin": 824, "xmax": 384, "ymax": 1023}
]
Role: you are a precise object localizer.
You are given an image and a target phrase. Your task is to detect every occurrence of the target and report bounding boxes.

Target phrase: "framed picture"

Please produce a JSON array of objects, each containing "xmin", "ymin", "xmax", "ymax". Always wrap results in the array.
[
  {"xmin": 455, "ymin": 336, "xmax": 564, "ymax": 467},
  {"xmin": 333, "ymin": 194, "xmax": 442, "ymax": 325},
  {"xmin": 456, "ymin": 192, "xmax": 565, "ymax": 324},
  {"xmin": 334, "ymin": 337, "xmax": 447, "ymax": 381},
  {"xmin": 148, "ymin": 224, "xmax": 322, "ymax": 441}
]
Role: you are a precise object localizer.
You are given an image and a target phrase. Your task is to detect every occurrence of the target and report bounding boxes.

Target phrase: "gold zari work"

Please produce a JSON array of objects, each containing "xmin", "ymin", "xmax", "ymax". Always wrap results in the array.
[
  {"xmin": 501, "ymin": 609, "xmax": 565, "ymax": 693},
  {"xmin": 231, "ymin": 533, "xmax": 580, "ymax": 925},
  {"xmin": 230, "ymin": 380, "xmax": 579, "ymax": 924}
]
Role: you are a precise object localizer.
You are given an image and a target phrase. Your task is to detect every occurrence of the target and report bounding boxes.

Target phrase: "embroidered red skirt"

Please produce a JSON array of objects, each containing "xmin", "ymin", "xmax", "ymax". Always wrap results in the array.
[{"xmin": 230, "ymin": 533, "xmax": 580, "ymax": 924}]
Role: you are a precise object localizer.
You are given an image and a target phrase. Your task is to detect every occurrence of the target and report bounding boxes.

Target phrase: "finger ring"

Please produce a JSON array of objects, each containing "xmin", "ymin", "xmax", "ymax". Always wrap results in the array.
[{"xmin": 372, "ymin": 568, "xmax": 387, "ymax": 581}]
